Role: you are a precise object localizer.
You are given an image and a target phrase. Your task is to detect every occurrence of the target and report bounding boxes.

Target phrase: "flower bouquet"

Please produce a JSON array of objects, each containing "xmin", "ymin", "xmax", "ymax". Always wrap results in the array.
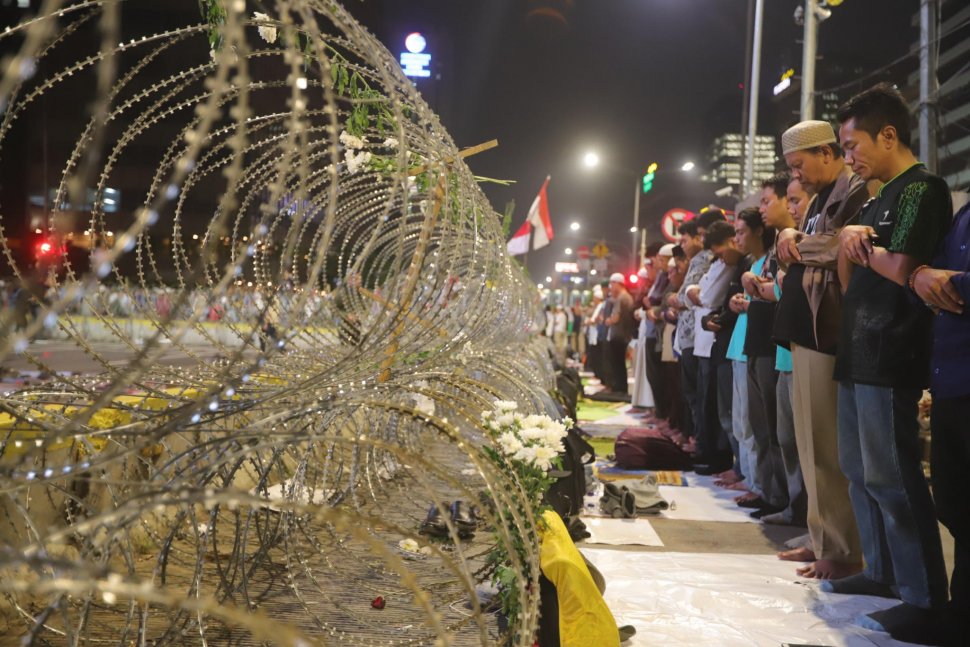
[{"xmin": 480, "ymin": 400, "xmax": 571, "ymax": 642}]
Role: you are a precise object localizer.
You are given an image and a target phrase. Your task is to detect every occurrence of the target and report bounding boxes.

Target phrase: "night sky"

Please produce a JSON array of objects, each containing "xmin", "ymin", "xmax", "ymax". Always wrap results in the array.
[
  {"xmin": 347, "ymin": 0, "xmax": 917, "ymax": 281},
  {"xmin": 0, "ymin": 0, "xmax": 922, "ymax": 282}
]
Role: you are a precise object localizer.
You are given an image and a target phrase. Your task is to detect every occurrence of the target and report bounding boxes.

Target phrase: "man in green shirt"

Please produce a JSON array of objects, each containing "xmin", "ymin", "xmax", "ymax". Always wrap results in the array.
[{"xmin": 827, "ymin": 83, "xmax": 950, "ymax": 644}]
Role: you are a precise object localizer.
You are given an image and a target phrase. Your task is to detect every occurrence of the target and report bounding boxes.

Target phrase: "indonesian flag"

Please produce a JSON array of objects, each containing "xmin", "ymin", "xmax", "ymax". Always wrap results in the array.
[
  {"xmin": 527, "ymin": 176, "xmax": 554, "ymax": 249},
  {"xmin": 506, "ymin": 219, "xmax": 531, "ymax": 256},
  {"xmin": 506, "ymin": 176, "xmax": 554, "ymax": 256}
]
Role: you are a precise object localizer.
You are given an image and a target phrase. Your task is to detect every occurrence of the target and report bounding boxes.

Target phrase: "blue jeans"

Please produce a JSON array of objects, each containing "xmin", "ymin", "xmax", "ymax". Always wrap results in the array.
[
  {"xmin": 837, "ymin": 382, "xmax": 948, "ymax": 608},
  {"xmin": 732, "ymin": 360, "xmax": 758, "ymax": 493}
]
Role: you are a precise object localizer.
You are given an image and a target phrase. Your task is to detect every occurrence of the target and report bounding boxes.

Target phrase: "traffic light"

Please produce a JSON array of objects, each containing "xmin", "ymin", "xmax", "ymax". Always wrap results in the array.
[{"xmin": 642, "ymin": 162, "xmax": 658, "ymax": 194}]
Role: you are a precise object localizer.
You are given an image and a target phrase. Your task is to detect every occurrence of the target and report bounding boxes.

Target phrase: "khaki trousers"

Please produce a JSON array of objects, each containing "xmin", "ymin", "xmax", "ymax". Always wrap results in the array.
[{"xmin": 790, "ymin": 343, "xmax": 862, "ymax": 563}]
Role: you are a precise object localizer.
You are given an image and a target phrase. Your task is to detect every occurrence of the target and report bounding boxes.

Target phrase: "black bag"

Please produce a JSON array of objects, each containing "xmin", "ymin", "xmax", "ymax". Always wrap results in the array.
[
  {"xmin": 553, "ymin": 367, "xmax": 581, "ymax": 420},
  {"xmin": 543, "ymin": 426, "xmax": 595, "ymax": 518}
]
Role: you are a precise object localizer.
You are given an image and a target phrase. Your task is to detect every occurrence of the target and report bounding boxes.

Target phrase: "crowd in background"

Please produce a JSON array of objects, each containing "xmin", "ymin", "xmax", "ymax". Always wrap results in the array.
[{"xmin": 544, "ymin": 83, "xmax": 969, "ymax": 646}]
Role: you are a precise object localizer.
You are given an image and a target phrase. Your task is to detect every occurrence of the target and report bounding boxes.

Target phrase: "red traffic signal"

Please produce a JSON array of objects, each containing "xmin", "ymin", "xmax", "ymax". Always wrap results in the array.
[{"xmin": 628, "ymin": 273, "xmax": 639, "ymax": 284}]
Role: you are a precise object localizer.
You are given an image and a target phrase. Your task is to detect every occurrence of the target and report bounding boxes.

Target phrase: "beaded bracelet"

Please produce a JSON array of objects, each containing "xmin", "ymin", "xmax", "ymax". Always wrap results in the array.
[{"xmin": 907, "ymin": 264, "xmax": 930, "ymax": 292}]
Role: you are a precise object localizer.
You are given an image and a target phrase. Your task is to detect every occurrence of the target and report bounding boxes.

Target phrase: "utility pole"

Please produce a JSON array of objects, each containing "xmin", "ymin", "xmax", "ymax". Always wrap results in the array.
[
  {"xmin": 919, "ymin": 0, "xmax": 939, "ymax": 173},
  {"xmin": 800, "ymin": 0, "xmax": 818, "ymax": 120},
  {"xmin": 743, "ymin": 0, "xmax": 764, "ymax": 198},
  {"xmin": 740, "ymin": 0, "xmax": 754, "ymax": 197},
  {"xmin": 632, "ymin": 179, "xmax": 640, "ymax": 269}
]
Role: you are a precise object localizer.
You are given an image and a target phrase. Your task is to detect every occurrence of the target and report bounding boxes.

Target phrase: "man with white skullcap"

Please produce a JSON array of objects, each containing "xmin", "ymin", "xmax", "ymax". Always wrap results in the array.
[
  {"xmin": 604, "ymin": 272, "xmax": 635, "ymax": 395},
  {"xmin": 771, "ymin": 119, "xmax": 869, "ymax": 580},
  {"xmin": 585, "ymin": 285, "xmax": 607, "ymax": 383}
]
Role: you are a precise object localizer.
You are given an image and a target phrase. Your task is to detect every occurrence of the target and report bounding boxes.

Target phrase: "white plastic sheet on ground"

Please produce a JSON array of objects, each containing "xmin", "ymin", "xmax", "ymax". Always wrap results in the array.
[
  {"xmin": 583, "ymin": 517, "xmax": 664, "ymax": 546},
  {"xmin": 659, "ymin": 474, "xmax": 758, "ymax": 524},
  {"xmin": 583, "ymin": 548, "xmax": 919, "ymax": 647},
  {"xmin": 585, "ymin": 476, "xmax": 757, "ymax": 524}
]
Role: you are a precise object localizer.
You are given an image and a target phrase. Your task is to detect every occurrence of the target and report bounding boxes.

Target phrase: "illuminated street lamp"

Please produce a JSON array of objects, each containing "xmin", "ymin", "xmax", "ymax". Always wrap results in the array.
[
  {"xmin": 569, "ymin": 222, "xmax": 581, "ymax": 231},
  {"xmin": 681, "ymin": 161, "xmax": 696, "ymax": 172},
  {"xmin": 564, "ymin": 247, "xmax": 573, "ymax": 255},
  {"xmin": 582, "ymin": 150, "xmax": 657, "ymax": 268}
]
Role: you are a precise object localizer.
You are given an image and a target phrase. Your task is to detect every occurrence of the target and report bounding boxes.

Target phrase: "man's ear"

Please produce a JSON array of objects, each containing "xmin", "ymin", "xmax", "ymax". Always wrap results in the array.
[{"xmin": 880, "ymin": 125, "xmax": 898, "ymax": 150}]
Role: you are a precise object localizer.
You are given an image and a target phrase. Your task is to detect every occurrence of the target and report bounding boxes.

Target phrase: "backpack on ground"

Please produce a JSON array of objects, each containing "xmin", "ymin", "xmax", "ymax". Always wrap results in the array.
[{"xmin": 613, "ymin": 427, "xmax": 692, "ymax": 471}]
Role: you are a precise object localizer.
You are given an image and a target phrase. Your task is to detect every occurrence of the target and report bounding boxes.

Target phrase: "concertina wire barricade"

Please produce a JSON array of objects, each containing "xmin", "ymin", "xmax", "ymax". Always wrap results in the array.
[{"xmin": 0, "ymin": 1, "xmax": 555, "ymax": 645}]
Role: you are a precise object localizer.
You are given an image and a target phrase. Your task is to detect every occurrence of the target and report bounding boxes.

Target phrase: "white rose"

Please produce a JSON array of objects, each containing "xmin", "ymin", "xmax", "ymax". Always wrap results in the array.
[
  {"xmin": 253, "ymin": 12, "xmax": 277, "ymax": 44},
  {"xmin": 339, "ymin": 130, "xmax": 365, "ymax": 150},
  {"xmin": 412, "ymin": 393, "xmax": 435, "ymax": 416},
  {"xmin": 399, "ymin": 538, "xmax": 419, "ymax": 552},
  {"xmin": 344, "ymin": 150, "xmax": 372, "ymax": 174}
]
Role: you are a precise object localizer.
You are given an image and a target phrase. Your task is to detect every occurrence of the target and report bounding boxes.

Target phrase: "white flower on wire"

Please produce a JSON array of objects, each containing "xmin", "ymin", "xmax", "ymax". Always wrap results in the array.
[
  {"xmin": 383, "ymin": 137, "xmax": 399, "ymax": 149},
  {"xmin": 344, "ymin": 150, "xmax": 372, "ymax": 174},
  {"xmin": 412, "ymin": 393, "xmax": 435, "ymax": 416},
  {"xmin": 253, "ymin": 12, "xmax": 278, "ymax": 44},
  {"xmin": 339, "ymin": 130, "xmax": 365, "ymax": 150}
]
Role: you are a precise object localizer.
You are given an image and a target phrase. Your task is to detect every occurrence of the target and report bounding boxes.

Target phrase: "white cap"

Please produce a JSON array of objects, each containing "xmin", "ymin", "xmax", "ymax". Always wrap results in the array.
[
  {"xmin": 667, "ymin": 257, "xmax": 676, "ymax": 269},
  {"xmin": 782, "ymin": 120, "xmax": 837, "ymax": 155},
  {"xmin": 609, "ymin": 272, "xmax": 625, "ymax": 283},
  {"xmin": 658, "ymin": 243, "xmax": 676, "ymax": 257},
  {"xmin": 592, "ymin": 285, "xmax": 604, "ymax": 299},
  {"xmin": 637, "ymin": 268, "xmax": 649, "ymax": 278}
]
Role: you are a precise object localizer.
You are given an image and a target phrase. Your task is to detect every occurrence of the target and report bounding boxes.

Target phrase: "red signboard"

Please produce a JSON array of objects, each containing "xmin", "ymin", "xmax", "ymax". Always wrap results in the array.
[{"xmin": 660, "ymin": 208, "xmax": 695, "ymax": 243}]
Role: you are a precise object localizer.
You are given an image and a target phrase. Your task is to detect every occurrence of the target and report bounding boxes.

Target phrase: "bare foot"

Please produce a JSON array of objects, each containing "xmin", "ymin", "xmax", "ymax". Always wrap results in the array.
[
  {"xmin": 779, "ymin": 547, "xmax": 816, "ymax": 562},
  {"xmin": 682, "ymin": 438, "xmax": 697, "ymax": 454},
  {"xmin": 670, "ymin": 432, "xmax": 685, "ymax": 445},
  {"xmin": 722, "ymin": 481, "xmax": 750, "ymax": 491},
  {"xmin": 734, "ymin": 491, "xmax": 760, "ymax": 504},
  {"xmin": 799, "ymin": 559, "xmax": 863, "ymax": 580},
  {"xmin": 714, "ymin": 472, "xmax": 741, "ymax": 487}
]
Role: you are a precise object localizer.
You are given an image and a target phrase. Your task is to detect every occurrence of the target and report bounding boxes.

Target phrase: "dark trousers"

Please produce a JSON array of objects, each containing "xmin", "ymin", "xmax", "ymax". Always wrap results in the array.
[
  {"xmin": 679, "ymin": 346, "xmax": 698, "ymax": 440},
  {"xmin": 662, "ymin": 360, "xmax": 685, "ymax": 432},
  {"xmin": 694, "ymin": 355, "xmax": 731, "ymax": 463},
  {"xmin": 931, "ymin": 393, "xmax": 970, "ymax": 621},
  {"xmin": 586, "ymin": 343, "xmax": 603, "ymax": 380},
  {"xmin": 607, "ymin": 336, "xmax": 629, "ymax": 394},
  {"xmin": 747, "ymin": 355, "xmax": 786, "ymax": 508},
  {"xmin": 644, "ymin": 339, "xmax": 666, "ymax": 418},
  {"xmin": 717, "ymin": 359, "xmax": 740, "ymax": 474}
]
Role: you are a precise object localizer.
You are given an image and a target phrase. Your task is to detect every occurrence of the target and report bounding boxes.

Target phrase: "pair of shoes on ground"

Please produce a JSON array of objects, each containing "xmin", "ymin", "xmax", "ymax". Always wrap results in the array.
[
  {"xmin": 734, "ymin": 494, "xmax": 785, "ymax": 519},
  {"xmin": 419, "ymin": 500, "xmax": 479, "ymax": 539}
]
